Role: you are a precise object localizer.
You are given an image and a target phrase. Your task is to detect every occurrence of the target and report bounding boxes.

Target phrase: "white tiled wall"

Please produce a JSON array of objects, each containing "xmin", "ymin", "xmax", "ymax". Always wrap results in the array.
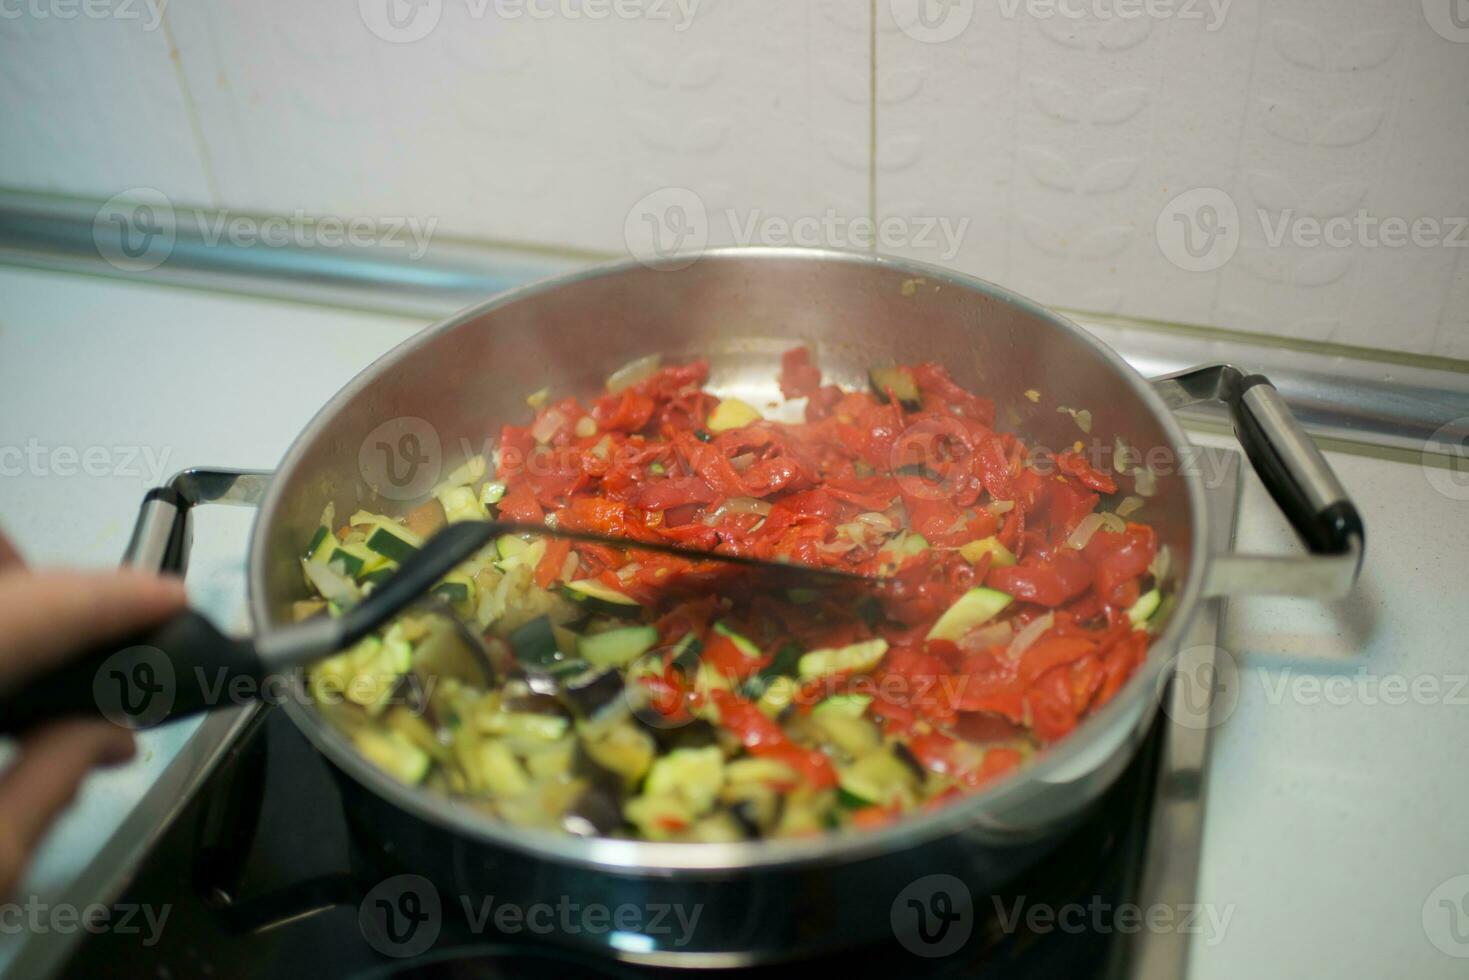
[{"xmin": 0, "ymin": 0, "xmax": 1465, "ymax": 359}]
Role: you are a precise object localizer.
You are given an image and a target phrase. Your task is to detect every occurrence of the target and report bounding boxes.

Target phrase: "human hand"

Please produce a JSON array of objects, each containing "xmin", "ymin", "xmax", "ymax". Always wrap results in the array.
[{"xmin": 0, "ymin": 530, "xmax": 187, "ymax": 898}]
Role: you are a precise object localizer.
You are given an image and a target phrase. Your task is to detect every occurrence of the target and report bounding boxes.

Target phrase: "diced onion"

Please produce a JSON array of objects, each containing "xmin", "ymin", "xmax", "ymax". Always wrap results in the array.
[
  {"xmin": 960, "ymin": 620, "xmax": 1013, "ymax": 652},
  {"xmin": 815, "ymin": 538, "xmax": 858, "ymax": 555},
  {"xmin": 1065, "ymin": 513, "xmax": 1105, "ymax": 550},
  {"xmin": 559, "ymin": 553, "xmax": 579, "ymax": 581},
  {"xmin": 1116, "ymin": 495, "xmax": 1144, "ymax": 517},
  {"xmin": 855, "ymin": 511, "xmax": 896, "ymax": 533},
  {"xmin": 1134, "ymin": 466, "xmax": 1158, "ymax": 497},
  {"xmin": 530, "ymin": 408, "xmax": 565, "ymax": 444},
  {"xmin": 702, "ymin": 497, "xmax": 772, "ymax": 525},
  {"xmin": 606, "ymin": 353, "xmax": 662, "ymax": 393},
  {"xmin": 574, "ymin": 416, "xmax": 597, "ymax": 439},
  {"xmin": 1099, "ymin": 511, "xmax": 1126, "ymax": 533},
  {"xmin": 1008, "ymin": 612, "xmax": 1055, "ymax": 658},
  {"xmin": 302, "ymin": 558, "xmax": 360, "ymax": 606},
  {"xmin": 1149, "ymin": 545, "xmax": 1172, "ymax": 582},
  {"xmin": 987, "ymin": 500, "xmax": 1015, "ymax": 515},
  {"xmin": 730, "ymin": 453, "xmax": 756, "ymax": 472}
]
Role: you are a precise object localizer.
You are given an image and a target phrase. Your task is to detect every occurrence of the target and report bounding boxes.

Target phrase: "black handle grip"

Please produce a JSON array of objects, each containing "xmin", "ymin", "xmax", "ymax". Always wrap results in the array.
[
  {"xmin": 1225, "ymin": 375, "xmax": 1364, "ymax": 555},
  {"xmin": 0, "ymin": 610, "xmax": 267, "ymax": 735}
]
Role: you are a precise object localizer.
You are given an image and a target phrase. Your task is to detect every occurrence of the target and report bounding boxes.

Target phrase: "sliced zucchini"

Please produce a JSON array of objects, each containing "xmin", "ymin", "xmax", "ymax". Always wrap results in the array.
[
  {"xmin": 581, "ymin": 724, "xmax": 656, "ymax": 789},
  {"xmin": 624, "ymin": 794, "xmax": 693, "ymax": 840},
  {"xmin": 645, "ymin": 745, "xmax": 725, "ymax": 814},
  {"xmin": 366, "ymin": 526, "xmax": 418, "ymax": 563},
  {"xmin": 304, "ymin": 525, "xmax": 330, "ymax": 561},
  {"xmin": 812, "ymin": 694, "xmax": 872, "ymax": 719},
  {"xmin": 353, "ymin": 729, "xmax": 431, "ymax": 784},
  {"xmin": 480, "ymin": 481, "xmax": 507, "ymax": 507},
  {"xmin": 478, "ymin": 712, "xmax": 570, "ymax": 740},
  {"xmin": 442, "ymin": 454, "xmax": 488, "ymax": 488},
  {"xmin": 1127, "ymin": 588, "xmax": 1161, "ymax": 627},
  {"xmin": 497, "ymin": 534, "xmax": 532, "ymax": 561},
  {"xmin": 579, "ymin": 625, "xmax": 659, "ymax": 669},
  {"xmin": 712, "ymin": 620, "xmax": 761, "ymax": 658},
  {"xmin": 838, "ymin": 751, "xmax": 918, "ymax": 809},
  {"xmin": 926, "ymin": 587, "xmax": 1014, "ymax": 642},
  {"xmin": 472, "ymin": 739, "xmax": 532, "ymax": 796},
  {"xmin": 432, "ymin": 578, "xmax": 473, "ymax": 606},
  {"xmin": 669, "ymin": 632, "xmax": 703, "ymax": 675},
  {"xmin": 561, "ymin": 578, "xmax": 642, "ymax": 617},
  {"xmin": 868, "ymin": 365, "xmax": 921, "ymax": 410},
  {"xmin": 706, "ymin": 398, "xmax": 761, "ymax": 433},
  {"xmin": 326, "ymin": 546, "xmax": 366, "ymax": 579},
  {"xmin": 959, "ymin": 536, "xmax": 1017, "ymax": 568},
  {"xmin": 437, "ymin": 484, "xmax": 487, "ymax": 524},
  {"xmin": 755, "ymin": 675, "xmax": 800, "ymax": 717},
  {"xmin": 740, "ymin": 641, "xmax": 802, "ymax": 699},
  {"xmin": 508, "ymin": 615, "xmax": 562, "ymax": 671},
  {"xmin": 798, "ymin": 638, "xmax": 889, "ymax": 679}
]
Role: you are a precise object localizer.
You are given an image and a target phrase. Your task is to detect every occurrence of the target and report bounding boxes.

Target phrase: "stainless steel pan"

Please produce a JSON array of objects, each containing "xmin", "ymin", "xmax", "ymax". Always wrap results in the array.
[{"xmin": 117, "ymin": 248, "xmax": 1362, "ymax": 965}]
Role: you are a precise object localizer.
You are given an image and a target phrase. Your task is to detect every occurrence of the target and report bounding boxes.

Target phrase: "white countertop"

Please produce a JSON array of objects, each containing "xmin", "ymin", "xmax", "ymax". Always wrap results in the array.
[{"xmin": 0, "ymin": 265, "xmax": 1465, "ymax": 977}]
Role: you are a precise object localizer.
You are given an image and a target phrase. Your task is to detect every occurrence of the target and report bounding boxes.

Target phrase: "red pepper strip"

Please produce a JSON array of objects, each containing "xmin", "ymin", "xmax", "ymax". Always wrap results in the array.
[
  {"xmin": 497, "ymin": 482, "xmax": 543, "ymax": 523},
  {"xmin": 1016, "ymin": 636, "xmax": 1097, "ymax": 687},
  {"xmin": 710, "ymin": 691, "xmax": 836, "ymax": 790},
  {"xmin": 779, "ymin": 346, "xmax": 823, "ymax": 399},
  {"xmin": 978, "ymin": 746, "xmax": 1024, "ymax": 783},
  {"xmin": 1024, "ymin": 666, "xmax": 1078, "ymax": 742},
  {"xmin": 1092, "ymin": 524, "xmax": 1157, "ymax": 607},
  {"xmin": 849, "ymin": 806, "xmax": 896, "ymax": 830},
  {"xmin": 988, "ymin": 550, "xmax": 1092, "ymax": 607},
  {"xmin": 1054, "ymin": 451, "xmax": 1118, "ymax": 494},
  {"xmin": 702, "ymin": 630, "xmax": 767, "ymax": 682},
  {"xmin": 534, "ymin": 537, "xmax": 572, "ymax": 589}
]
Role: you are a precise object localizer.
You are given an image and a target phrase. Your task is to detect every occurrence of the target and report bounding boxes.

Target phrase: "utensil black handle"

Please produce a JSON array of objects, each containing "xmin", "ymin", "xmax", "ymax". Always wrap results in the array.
[
  {"xmin": 1224, "ymin": 374, "xmax": 1364, "ymax": 555},
  {"xmin": 0, "ymin": 610, "xmax": 267, "ymax": 735}
]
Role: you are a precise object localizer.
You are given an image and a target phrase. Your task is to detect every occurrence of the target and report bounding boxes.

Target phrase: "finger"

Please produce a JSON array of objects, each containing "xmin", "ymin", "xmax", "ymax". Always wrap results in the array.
[
  {"xmin": 0, "ymin": 569, "xmax": 188, "ymax": 684},
  {"xmin": 0, "ymin": 531, "xmax": 22, "ymax": 571},
  {"xmin": 0, "ymin": 720, "xmax": 134, "ymax": 899}
]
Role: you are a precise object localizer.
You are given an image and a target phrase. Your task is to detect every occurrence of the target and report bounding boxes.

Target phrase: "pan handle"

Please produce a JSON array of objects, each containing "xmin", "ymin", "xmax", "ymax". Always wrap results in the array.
[
  {"xmin": 1150, "ymin": 365, "xmax": 1364, "ymax": 598},
  {"xmin": 0, "ymin": 469, "xmax": 275, "ymax": 734}
]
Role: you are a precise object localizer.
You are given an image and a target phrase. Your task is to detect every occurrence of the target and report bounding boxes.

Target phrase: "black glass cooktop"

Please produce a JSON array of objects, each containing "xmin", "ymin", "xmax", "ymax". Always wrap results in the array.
[{"xmin": 58, "ymin": 703, "xmax": 1163, "ymax": 980}]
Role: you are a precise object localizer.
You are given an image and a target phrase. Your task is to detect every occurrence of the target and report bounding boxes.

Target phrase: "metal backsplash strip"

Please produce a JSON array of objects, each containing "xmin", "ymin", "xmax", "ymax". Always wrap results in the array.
[{"xmin": 2, "ymin": 190, "xmax": 1464, "ymax": 457}]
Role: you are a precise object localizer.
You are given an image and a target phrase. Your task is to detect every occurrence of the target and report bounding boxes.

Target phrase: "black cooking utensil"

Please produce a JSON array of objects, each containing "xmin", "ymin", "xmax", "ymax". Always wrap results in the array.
[{"xmin": 0, "ymin": 520, "xmax": 878, "ymax": 734}]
